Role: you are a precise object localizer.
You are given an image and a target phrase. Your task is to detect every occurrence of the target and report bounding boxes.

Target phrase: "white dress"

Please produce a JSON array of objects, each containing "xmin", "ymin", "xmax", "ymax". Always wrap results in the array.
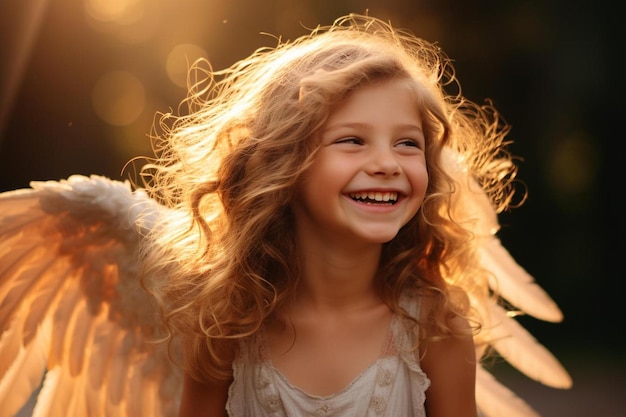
[{"xmin": 226, "ymin": 294, "xmax": 430, "ymax": 416}]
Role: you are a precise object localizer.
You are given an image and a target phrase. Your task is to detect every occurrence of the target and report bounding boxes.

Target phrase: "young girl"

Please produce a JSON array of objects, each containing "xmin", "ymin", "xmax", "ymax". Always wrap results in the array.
[{"xmin": 139, "ymin": 13, "xmax": 520, "ymax": 417}]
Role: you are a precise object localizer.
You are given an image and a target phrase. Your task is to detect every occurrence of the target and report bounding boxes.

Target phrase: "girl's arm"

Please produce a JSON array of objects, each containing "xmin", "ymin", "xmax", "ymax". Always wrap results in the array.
[
  {"xmin": 178, "ymin": 373, "xmax": 232, "ymax": 417},
  {"xmin": 420, "ymin": 315, "xmax": 478, "ymax": 417}
]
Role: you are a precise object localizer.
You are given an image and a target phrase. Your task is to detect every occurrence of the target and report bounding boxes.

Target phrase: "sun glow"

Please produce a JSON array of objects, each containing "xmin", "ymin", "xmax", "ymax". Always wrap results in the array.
[{"xmin": 92, "ymin": 71, "xmax": 146, "ymax": 126}]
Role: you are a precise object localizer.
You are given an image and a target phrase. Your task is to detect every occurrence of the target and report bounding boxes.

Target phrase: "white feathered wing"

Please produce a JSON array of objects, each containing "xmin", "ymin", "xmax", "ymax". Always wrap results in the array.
[
  {"xmin": 442, "ymin": 148, "xmax": 573, "ymax": 417},
  {"xmin": 0, "ymin": 175, "xmax": 181, "ymax": 417}
]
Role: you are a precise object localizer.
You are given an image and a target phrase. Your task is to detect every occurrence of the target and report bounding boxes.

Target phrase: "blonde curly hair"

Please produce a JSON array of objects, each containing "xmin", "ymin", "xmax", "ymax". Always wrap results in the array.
[{"xmin": 139, "ymin": 13, "xmax": 519, "ymax": 382}]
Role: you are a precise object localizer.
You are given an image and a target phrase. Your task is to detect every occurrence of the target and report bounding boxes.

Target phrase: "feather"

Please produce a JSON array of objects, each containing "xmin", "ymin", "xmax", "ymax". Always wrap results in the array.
[
  {"xmin": 88, "ymin": 318, "xmax": 121, "ymax": 391},
  {"xmin": 22, "ymin": 260, "xmax": 72, "ymax": 345},
  {"xmin": 67, "ymin": 298, "xmax": 92, "ymax": 377},
  {"xmin": 31, "ymin": 367, "xmax": 73, "ymax": 417},
  {"xmin": 0, "ymin": 312, "xmax": 48, "ymax": 417},
  {"xmin": 0, "ymin": 312, "xmax": 23, "ymax": 380},
  {"xmin": 481, "ymin": 303, "xmax": 572, "ymax": 389},
  {"xmin": 476, "ymin": 366, "xmax": 540, "ymax": 417},
  {"xmin": 442, "ymin": 147, "xmax": 500, "ymax": 237},
  {"xmin": 0, "ymin": 246, "xmax": 55, "ymax": 328},
  {"xmin": 478, "ymin": 237, "xmax": 563, "ymax": 322},
  {"xmin": 47, "ymin": 281, "xmax": 81, "ymax": 369},
  {"xmin": 127, "ymin": 359, "xmax": 158, "ymax": 417},
  {"xmin": 107, "ymin": 331, "xmax": 134, "ymax": 406}
]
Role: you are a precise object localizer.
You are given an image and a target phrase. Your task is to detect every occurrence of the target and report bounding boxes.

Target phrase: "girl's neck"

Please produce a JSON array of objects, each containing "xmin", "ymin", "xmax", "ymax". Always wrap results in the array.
[{"xmin": 293, "ymin": 235, "xmax": 383, "ymax": 312}]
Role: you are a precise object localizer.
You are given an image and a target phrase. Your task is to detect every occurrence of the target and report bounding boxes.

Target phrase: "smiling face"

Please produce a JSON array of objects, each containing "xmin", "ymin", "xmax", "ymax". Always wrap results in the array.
[{"xmin": 293, "ymin": 78, "xmax": 429, "ymax": 247}]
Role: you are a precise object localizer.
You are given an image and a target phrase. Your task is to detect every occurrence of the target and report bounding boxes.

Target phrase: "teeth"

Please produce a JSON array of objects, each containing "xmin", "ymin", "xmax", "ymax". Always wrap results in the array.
[{"xmin": 349, "ymin": 191, "xmax": 398, "ymax": 203}]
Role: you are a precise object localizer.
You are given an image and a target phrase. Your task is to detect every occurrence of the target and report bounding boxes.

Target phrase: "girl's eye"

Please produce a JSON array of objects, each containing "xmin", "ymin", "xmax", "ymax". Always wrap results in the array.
[
  {"xmin": 336, "ymin": 137, "xmax": 363, "ymax": 145},
  {"xmin": 397, "ymin": 139, "xmax": 422, "ymax": 148}
]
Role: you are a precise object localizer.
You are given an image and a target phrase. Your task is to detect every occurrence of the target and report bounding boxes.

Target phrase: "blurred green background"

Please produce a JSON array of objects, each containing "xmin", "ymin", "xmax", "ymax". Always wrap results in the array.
[{"xmin": 1, "ymin": 0, "xmax": 622, "ymax": 416}]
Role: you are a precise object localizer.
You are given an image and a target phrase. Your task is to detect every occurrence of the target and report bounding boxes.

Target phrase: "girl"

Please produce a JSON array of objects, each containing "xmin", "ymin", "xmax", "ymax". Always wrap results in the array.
[{"xmin": 141, "ymin": 13, "xmax": 519, "ymax": 417}]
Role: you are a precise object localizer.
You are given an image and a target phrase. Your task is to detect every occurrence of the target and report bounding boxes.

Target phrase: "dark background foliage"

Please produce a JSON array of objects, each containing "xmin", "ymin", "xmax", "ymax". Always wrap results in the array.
[{"xmin": 1, "ymin": 1, "xmax": 622, "ymax": 415}]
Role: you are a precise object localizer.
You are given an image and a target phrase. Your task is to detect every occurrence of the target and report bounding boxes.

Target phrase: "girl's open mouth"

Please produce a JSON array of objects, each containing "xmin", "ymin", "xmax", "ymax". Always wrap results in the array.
[{"xmin": 348, "ymin": 191, "xmax": 399, "ymax": 205}]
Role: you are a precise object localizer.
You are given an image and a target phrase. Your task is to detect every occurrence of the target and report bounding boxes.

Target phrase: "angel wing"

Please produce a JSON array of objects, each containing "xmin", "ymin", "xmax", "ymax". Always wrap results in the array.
[
  {"xmin": 442, "ymin": 148, "xmax": 573, "ymax": 417},
  {"xmin": 0, "ymin": 175, "xmax": 181, "ymax": 417}
]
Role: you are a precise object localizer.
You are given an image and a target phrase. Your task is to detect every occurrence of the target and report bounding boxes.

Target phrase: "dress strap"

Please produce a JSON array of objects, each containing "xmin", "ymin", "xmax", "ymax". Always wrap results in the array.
[{"xmin": 394, "ymin": 291, "xmax": 421, "ymax": 353}]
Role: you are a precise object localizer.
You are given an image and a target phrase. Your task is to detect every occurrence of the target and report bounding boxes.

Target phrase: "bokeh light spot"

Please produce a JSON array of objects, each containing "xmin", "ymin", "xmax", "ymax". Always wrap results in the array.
[
  {"xmin": 166, "ymin": 43, "xmax": 208, "ymax": 88},
  {"xmin": 84, "ymin": 0, "xmax": 159, "ymax": 44},
  {"xmin": 92, "ymin": 70, "xmax": 146, "ymax": 126},
  {"xmin": 547, "ymin": 133, "xmax": 598, "ymax": 196},
  {"xmin": 84, "ymin": 0, "xmax": 143, "ymax": 24}
]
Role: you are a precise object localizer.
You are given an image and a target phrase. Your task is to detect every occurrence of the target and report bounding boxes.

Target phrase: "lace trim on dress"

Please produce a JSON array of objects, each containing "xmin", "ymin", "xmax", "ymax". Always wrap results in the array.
[{"xmin": 256, "ymin": 314, "xmax": 400, "ymax": 400}]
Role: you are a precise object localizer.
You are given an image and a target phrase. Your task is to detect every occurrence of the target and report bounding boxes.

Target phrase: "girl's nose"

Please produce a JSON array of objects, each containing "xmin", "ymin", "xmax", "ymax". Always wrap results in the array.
[{"xmin": 366, "ymin": 146, "xmax": 401, "ymax": 177}]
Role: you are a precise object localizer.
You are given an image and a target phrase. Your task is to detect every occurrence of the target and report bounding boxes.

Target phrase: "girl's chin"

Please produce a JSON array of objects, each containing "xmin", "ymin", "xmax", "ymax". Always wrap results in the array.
[{"xmin": 353, "ymin": 230, "xmax": 402, "ymax": 244}]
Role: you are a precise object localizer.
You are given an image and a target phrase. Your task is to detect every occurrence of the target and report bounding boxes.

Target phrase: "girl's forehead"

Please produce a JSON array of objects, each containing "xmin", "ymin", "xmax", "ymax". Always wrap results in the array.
[
  {"xmin": 307, "ymin": 80, "xmax": 424, "ymax": 145},
  {"xmin": 327, "ymin": 78, "xmax": 424, "ymax": 118}
]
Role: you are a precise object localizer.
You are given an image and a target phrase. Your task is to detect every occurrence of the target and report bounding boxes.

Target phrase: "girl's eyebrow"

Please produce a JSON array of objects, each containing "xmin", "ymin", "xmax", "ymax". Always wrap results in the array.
[{"xmin": 323, "ymin": 122, "xmax": 424, "ymax": 134}]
